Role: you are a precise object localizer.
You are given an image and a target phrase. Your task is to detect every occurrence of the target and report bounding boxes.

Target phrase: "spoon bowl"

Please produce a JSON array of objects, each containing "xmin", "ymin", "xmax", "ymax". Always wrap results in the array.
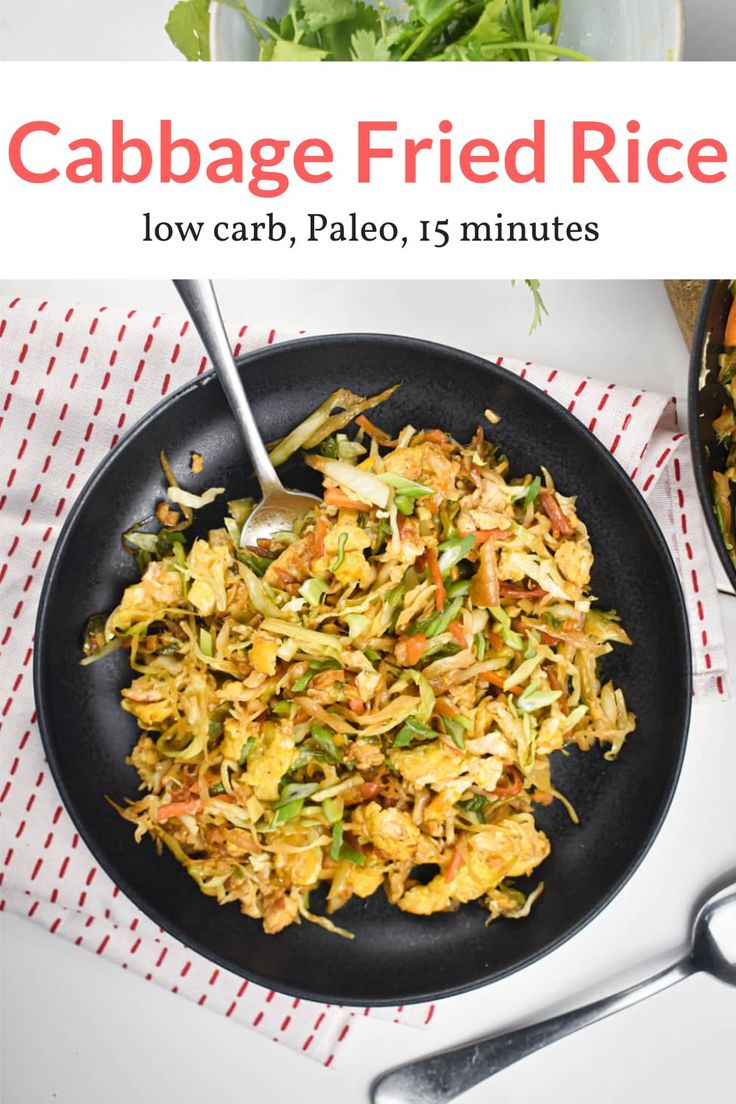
[
  {"xmin": 372, "ymin": 876, "xmax": 736, "ymax": 1104},
  {"xmin": 692, "ymin": 882, "xmax": 736, "ymax": 985},
  {"xmin": 173, "ymin": 279, "xmax": 320, "ymax": 543},
  {"xmin": 240, "ymin": 487, "xmax": 321, "ymax": 547}
]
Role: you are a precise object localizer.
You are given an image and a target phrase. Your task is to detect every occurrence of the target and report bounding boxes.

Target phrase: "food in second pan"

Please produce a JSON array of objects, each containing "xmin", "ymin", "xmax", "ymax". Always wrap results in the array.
[
  {"xmin": 84, "ymin": 388, "xmax": 636, "ymax": 938},
  {"xmin": 712, "ymin": 282, "xmax": 736, "ymax": 566}
]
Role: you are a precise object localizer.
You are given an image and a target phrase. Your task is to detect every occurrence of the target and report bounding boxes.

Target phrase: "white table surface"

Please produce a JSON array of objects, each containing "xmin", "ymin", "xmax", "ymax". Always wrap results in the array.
[
  {"xmin": 0, "ymin": 0, "xmax": 734, "ymax": 59},
  {"xmin": 1, "ymin": 278, "xmax": 735, "ymax": 1104}
]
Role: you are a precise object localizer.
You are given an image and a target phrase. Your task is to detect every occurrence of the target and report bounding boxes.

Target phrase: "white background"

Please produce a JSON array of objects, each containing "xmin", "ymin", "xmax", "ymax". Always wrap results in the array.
[
  {"xmin": 1, "ymin": 0, "xmax": 734, "ymax": 60},
  {"xmin": 1, "ymin": 278, "xmax": 735, "ymax": 1104}
]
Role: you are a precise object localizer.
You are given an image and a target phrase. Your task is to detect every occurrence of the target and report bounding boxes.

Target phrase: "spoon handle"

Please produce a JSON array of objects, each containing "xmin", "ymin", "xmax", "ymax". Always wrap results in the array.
[
  {"xmin": 372, "ymin": 958, "xmax": 693, "ymax": 1104},
  {"xmin": 173, "ymin": 280, "xmax": 282, "ymax": 497}
]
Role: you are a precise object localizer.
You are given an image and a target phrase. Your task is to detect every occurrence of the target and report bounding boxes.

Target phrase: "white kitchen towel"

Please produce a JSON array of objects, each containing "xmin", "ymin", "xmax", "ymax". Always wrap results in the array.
[{"xmin": 0, "ymin": 297, "xmax": 728, "ymax": 1068}]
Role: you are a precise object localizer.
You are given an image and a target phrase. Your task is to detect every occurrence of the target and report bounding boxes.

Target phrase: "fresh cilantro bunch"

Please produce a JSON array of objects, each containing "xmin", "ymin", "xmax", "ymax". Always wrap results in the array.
[{"xmin": 166, "ymin": 0, "xmax": 588, "ymax": 63}]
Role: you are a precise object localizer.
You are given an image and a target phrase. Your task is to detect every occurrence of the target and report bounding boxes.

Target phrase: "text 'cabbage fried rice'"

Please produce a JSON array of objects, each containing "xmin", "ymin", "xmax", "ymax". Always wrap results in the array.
[{"xmin": 83, "ymin": 386, "xmax": 635, "ymax": 938}]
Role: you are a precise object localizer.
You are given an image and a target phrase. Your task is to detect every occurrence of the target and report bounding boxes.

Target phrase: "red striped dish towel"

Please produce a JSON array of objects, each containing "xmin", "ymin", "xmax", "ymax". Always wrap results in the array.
[{"xmin": 0, "ymin": 298, "xmax": 728, "ymax": 1068}]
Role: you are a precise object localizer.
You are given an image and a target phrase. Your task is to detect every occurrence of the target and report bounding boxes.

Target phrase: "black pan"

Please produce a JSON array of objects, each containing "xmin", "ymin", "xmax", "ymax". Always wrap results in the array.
[
  {"xmin": 689, "ymin": 279, "xmax": 736, "ymax": 592},
  {"xmin": 35, "ymin": 334, "xmax": 691, "ymax": 1006}
]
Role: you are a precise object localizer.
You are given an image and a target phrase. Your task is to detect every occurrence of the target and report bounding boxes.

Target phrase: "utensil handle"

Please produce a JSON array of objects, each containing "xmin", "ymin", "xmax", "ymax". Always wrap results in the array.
[
  {"xmin": 372, "ymin": 958, "xmax": 693, "ymax": 1104},
  {"xmin": 173, "ymin": 279, "xmax": 282, "ymax": 497}
]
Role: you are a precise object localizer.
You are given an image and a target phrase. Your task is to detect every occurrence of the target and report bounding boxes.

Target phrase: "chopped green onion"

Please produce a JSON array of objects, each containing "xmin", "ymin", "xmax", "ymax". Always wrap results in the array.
[
  {"xmin": 473, "ymin": 632, "xmax": 487, "ymax": 661},
  {"xmin": 299, "ymin": 576, "xmax": 329, "ymax": 607},
  {"xmin": 238, "ymin": 549, "xmax": 272, "ymax": 577},
  {"xmin": 330, "ymin": 822, "xmax": 344, "ymax": 861},
  {"xmin": 322, "ymin": 797, "xmax": 343, "ymax": 825},
  {"xmin": 272, "ymin": 798, "xmax": 305, "ymax": 825},
  {"xmin": 275, "ymin": 782, "xmax": 320, "ymax": 808},
  {"xmin": 238, "ymin": 737, "xmax": 256, "ymax": 765},
  {"xmin": 344, "ymin": 612, "xmax": 370, "ymax": 639},
  {"xmin": 365, "ymin": 648, "xmax": 381, "ymax": 663},
  {"xmin": 522, "ymin": 476, "xmax": 542, "ymax": 508},
  {"xmin": 199, "ymin": 628, "xmax": 213, "ymax": 657},
  {"xmin": 341, "ymin": 847, "xmax": 366, "ymax": 866},
  {"xmin": 394, "ymin": 494, "xmax": 414, "ymax": 516},
  {"xmin": 424, "ymin": 596, "xmax": 463, "ymax": 638},
  {"xmin": 208, "ymin": 781, "xmax": 226, "ymax": 796},
  {"xmin": 436, "ymin": 535, "xmax": 476, "ymax": 577},
  {"xmin": 272, "ymin": 701, "xmax": 292, "ymax": 716},
  {"xmin": 331, "ymin": 531, "xmax": 349, "ymax": 573},
  {"xmin": 310, "ymin": 724, "xmax": 342, "ymax": 764},
  {"xmin": 490, "ymin": 605, "xmax": 525, "ymax": 651},
  {"xmin": 517, "ymin": 681, "xmax": 562, "ymax": 713},
  {"xmin": 292, "ymin": 657, "xmax": 342, "ymax": 692},
  {"xmin": 442, "ymin": 716, "xmax": 466, "ymax": 750},
  {"xmin": 320, "ymin": 435, "xmax": 339, "ymax": 458},
  {"xmin": 377, "ymin": 472, "xmax": 435, "ymax": 498},
  {"xmin": 456, "ymin": 794, "xmax": 488, "ymax": 824},
  {"xmin": 445, "ymin": 578, "xmax": 471, "ymax": 599},
  {"xmin": 393, "ymin": 714, "xmax": 438, "ymax": 748}
]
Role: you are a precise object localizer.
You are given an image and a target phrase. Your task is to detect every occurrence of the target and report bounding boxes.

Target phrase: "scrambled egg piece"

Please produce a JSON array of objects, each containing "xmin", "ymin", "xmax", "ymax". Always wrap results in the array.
[
  {"xmin": 363, "ymin": 803, "xmax": 422, "ymax": 862},
  {"xmin": 121, "ymin": 677, "xmax": 175, "ymax": 728},
  {"xmin": 554, "ymin": 539, "xmax": 594, "ymax": 588},
  {"xmin": 274, "ymin": 829, "xmax": 323, "ymax": 888},
  {"xmin": 391, "ymin": 744, "xmax": 503, "ymax": 794},
  {"xmin": 250, "ymin": 633, "xmax": 279, "ymax": 676},
  {"xmin": 398, "ymin": 815, "xmax": 549, "ymax": 915},
  {"xmin": 383, "ymin": 442, "xmax": 461, "ymax": 498},
  {"xmin": 188, "ymin": 539, "xmax": 231, "ymax": 616},
  {"xmin": 220, "ymin": 716, "xmax": 251, "ymax": 761},
  {"xmin": 264, "ymin": 536, "xmax": 312, "ymax": 588},
  {"xmin": 243, "ymin": 723, "xmax": 296, "ymax": 802},
  {"xmin": 106, "ymin": 561, "xmax": 182, "ymax": 636},
  {"xmin": 391, "ymin": 745, "xmax": 466, "ymax": 788},
  {"xmin": 323, "ymin": 524, "xmax": 373, "ymax": 588}
]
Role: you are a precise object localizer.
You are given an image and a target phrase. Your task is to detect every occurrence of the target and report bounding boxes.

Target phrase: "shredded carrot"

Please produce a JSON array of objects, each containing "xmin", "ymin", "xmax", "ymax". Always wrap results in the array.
[
  {"xmin": 547, "ymin": 667, "xmax": 569, "ymax": 715},
  {"xmin": 398, "ymin": 633, "xmax": 428, "ymax": 666},
  {"xmin": 423, "ymin": 429, "xmax": 448, "ymax": 445},
  {"xmin": 323, "ymin": 487, "xmax": 370, "ymax": 511},
  {"xmin": 293, "ymin": 708, "xmax": 310, "ymax": 724},
  {"xmin": 434, "ymin": 698, "xmax": 456, "ymax": 720},
  {"xmin": 444, "ymin": 838, "xmax": 467, "ymax": 883},
  {"xmin": 471, "ymin": 528, "xmax": 514, "ymax": 544},
  {"xmin": 157, "ymin": 799, "xmax": 202, "ymax": 822},
  {"xmin": 492, "ymin": 766, "xmax": 524, "ymax": 799},
  {"xmin": 426, "ymin": 548, "xmax": 446, "ymax": 611},
  {"xmin": 312, "ymin": 517, "xmax": 328, "ymax": 558},
  {"xmin": 449, "ymin": 620, "xmax": 468, "ymax": 646},
  {"xmin": 539, "ymin": 491, "xmax": 574, "ymax": 536},
  {"xmin": 499, "ymin": 583, "xmax": 548, "ymax": 600},
  {"xmin": 479, "ymin": 670, "xmax": 519, "ymax": 695},
  {"xmin": 348, "ymin": 696, "xmax": 366, "ymax": 715},
  {"xmin": 488, "ymin": 630, "xmax": 504, "ymax": 651},
  {"xmin": 355, "ymin": 414, "xmax": 395, "ymax": 445},
  {"xmin": 727, "ymin": 296, "xmax": 736, "ymax": 348}
]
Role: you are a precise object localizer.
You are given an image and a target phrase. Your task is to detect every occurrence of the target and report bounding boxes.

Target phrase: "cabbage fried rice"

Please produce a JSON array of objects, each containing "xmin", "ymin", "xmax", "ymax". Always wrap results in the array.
[{"xmin": 84, "ymin": 386, "xmax": 636, "ymax": 938}]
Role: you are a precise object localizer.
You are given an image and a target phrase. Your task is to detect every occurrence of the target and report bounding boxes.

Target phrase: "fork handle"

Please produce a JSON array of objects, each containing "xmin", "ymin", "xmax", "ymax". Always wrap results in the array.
[
  {"xmin": 173, "ymin": 280, "xmax": 283, "ymax": 498},
  {"xmin": 371, "ymin": 958, "xmax": 693, "ymax": 1104}
]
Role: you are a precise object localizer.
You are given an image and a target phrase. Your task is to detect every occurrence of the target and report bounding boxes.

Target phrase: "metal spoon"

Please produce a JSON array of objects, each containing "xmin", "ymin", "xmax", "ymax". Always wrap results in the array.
[
  {"xmin": 372, "ymin": 878, "xmax": 736, "ymax": 1104},
  {"xmin": 173, "ymin": 280, "xmax": 320, "ymax": 546}
]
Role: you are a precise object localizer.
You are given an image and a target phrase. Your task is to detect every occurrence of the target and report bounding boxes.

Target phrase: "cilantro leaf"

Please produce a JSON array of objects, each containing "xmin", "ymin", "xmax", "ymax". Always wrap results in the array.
[
  {"xmin": 166, "ymin": 0, "xmax": 211, "ymax": 60},
  {"xmin": 302, "ymin": 0, "xmax": 362, "ymax": 30},
  {"xmin": 350, "ymin": 28, "xmax": 392, "ymax": 60}
]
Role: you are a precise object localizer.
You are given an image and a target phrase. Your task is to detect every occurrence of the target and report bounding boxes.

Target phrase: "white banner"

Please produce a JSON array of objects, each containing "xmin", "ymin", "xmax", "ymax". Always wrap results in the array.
[{"xmin": 0, "ymin": 61, "xmax": 734, "ymax": 278}]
